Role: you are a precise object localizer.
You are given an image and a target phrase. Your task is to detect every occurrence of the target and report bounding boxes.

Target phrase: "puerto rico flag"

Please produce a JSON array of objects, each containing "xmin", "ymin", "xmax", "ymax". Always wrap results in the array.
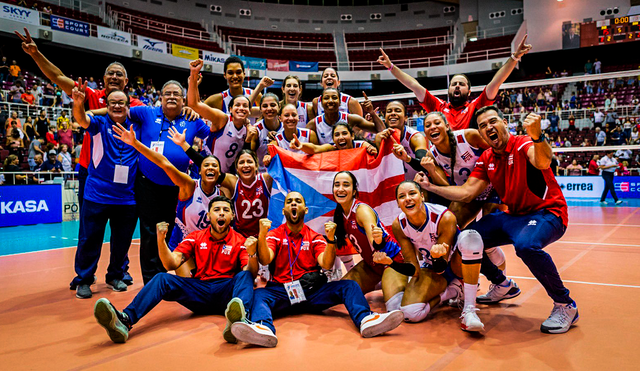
[{"xmin": 266, "ymin": 137, "xmax": 405, "ymax": 234}]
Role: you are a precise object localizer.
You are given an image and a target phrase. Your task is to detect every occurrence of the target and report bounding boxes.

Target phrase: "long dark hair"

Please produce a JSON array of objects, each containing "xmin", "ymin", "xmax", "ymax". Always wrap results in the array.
[
  {"xmin": 426, "ymin": 111, "xmax": 457, "ymax": 185},
  {"xmin": 332, "ymin": 171, "xmax": 358, "ymax": 250}
]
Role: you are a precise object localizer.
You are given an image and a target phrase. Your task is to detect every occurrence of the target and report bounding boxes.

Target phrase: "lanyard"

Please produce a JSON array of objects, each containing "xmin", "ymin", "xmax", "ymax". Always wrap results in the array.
[
  {"xmin": 158, "ymin": 113, "xmax": 180, "ymax": 141},
  {"xmin": 286, "ymin": 230, "xmax": 303, "ymax": 282}
]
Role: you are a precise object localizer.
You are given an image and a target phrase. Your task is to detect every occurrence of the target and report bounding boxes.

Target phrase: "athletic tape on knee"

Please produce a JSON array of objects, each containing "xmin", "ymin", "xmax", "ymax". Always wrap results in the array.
[
  {"xmin": 457, "ymin": 229, "xmax": 484, "ymax": 264},
  {"xmin": 400, "ymin": 303, "xmax": 430, "ymax": 323},
  {"xmin": 485, "ymin": 247, "xmax": 506, "ymax": 268},
  {"xmin": 385, "ymin": 291, "xmax": 404, "ymax": 312}
]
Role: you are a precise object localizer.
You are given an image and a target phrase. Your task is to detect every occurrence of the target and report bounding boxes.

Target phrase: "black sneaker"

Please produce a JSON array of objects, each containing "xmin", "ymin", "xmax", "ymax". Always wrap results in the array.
[
  {"xmin": 76, "ymin": 284, "xmax": 92, "ymax": 299},
  {"xmin": 94, "ymin": 298, "xmax": 131, "ymax": 343},
  {"xmin": 107, "ymin": 280, "xmax": 128, "ymax": 292},
  {"xmin": 123, "ymin": 272, "xmax": 133, "ymax": 286},
  {"xmin": 70, "ymin": 275, "xmax": 97, "ymax": 290}
]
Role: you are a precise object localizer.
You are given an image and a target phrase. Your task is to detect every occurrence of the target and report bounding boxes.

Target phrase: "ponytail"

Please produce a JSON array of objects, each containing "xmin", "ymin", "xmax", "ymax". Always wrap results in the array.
[{"xmin": 446, "ymin": 129, "xmax": 457, "ymax": 185}]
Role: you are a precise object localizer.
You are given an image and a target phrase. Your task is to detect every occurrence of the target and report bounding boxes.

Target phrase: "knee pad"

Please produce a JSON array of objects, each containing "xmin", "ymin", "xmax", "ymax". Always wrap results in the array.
[
  {"xmin": 385, "ymin": 291, "xmax": 404, "ymax": 312},
  {"xmin": 400, "ymin": 303, "xmax": 430, "ymax": 323},
  {"xmin": 457, "ymin": 229, "xmax": 484, "ymax": 264},
  {"xmin": 485, "ymin": 247, "xmax": 506, "ymax": 268}
]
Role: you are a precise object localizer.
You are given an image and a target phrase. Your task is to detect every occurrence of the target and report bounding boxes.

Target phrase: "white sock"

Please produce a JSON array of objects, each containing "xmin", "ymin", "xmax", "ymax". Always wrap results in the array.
[
  {"xmin": 440, "ymin": 283, "xmax": 458, "ymax": 302},
  {"xmin": 385, "ymin": 292, "xmax": 404, "ymax": 312},
  {"xmin": 464, "ymin": 283, "xmax": 477, "ymax": 308}
]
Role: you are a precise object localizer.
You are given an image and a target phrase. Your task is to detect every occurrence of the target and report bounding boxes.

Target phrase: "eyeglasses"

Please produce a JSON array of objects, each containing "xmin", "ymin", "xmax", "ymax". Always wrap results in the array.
[
  {"xmin": 105, "ymin": 71, "xmax": 125, "ymax": 77},
  {"xmin": 107, "ymin": 101, "xmax": 127, "ymax": 107},
  {"xmin": 162, "ymin": 91, "xmax": 183, "ymax": 97}
]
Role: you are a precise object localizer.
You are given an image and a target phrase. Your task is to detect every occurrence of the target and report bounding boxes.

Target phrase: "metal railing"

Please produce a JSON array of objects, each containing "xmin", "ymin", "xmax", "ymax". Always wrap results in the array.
[
  {"xmin": 110, "ymin": 10, "xmax": 210, "ymax": 41},
  {"xmin": 0, "ymin": 100, "xmax": 72, "ymax": 122},
  {"xmin": 449, "ymin": 46, "xmax": 512, "ymax": 65},
  {"xmin": 0, "ymin": 171, "xmax": 78, "ymax": 185},
  {"xmin": 324, "ymin": 54, "xmax": 448, "ymax": 71},
  {"xmin": 504, "ymin": 104, "xmax": 640, "ymax": 130},
  {"xmin": 345, "ymin": 33, "xmax": 453, "ymax": 50},
  {"xmin": 465, "ymin": 24, "xmax": 521, "ymax": 41},
  {"xmin": 227, "ymin": 36, "xmax": 334, "ymax": 51}
]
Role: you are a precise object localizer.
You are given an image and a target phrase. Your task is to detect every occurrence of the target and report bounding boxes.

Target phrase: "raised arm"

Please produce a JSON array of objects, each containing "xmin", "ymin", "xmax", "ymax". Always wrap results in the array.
[
  {"xmin": 523, "ymin": 113, "xmax": 553, "ymax": 170},
  {"xmin": 243, "ymin": 236, "xmax": 259, "ymax": 278},
  {"xmin": 187, "ymin": 59, "xmax": 228, "ymax": 131},
  {"xmin": 15, "ymin": 28, "xmax": 74, "ymax": 95},
  {"xmin": 391, "ymin": 218, "xmax": 421, "ymax": 278},
  {"xmin": 317, "ymin": 222, "xmax": 337, "ymax": 270},
  {"xmin": 348, "ymin": 114, "xmax": 383, "ymax": 133},
  {"xmin": 71, "ymin": 79, "xmax": 90, "ymax": 129},
  {"xmin": 257, "ymin": 219, "xmax": 276, "ymax": 266},
  {"xmin": 157, "ymin": 222, "xmax": 186, "ymax": 271},
  {"xmin": 361, "ymin": 91, "xmax": 386, "ymax": 131},
  {"xmin": 112, "ymin": 123, "xmax": 195, "ymax": 200},
  {"xmin": 415, "ymin": 171, "xmax": 488, "ymax": 203},
  {"xmin": 485, "ymin": 35, "xmax": 532, "ymax": 101},
  {"xmin": 377, "ymin": 48, "xmax": 427, "ymax": 102},
  {"xmin": 290, "ymin": 133, "xmax": 334, "ymax": 154}
]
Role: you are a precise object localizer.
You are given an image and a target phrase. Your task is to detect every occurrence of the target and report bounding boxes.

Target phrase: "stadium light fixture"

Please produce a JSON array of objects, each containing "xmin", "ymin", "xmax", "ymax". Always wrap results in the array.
[{"xmin": 469, "ymin": 37, "xmax": 478, "ymax": 42}]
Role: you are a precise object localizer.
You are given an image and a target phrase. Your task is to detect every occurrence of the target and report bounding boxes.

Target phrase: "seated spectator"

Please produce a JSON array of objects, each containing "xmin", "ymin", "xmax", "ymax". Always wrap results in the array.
[
  {"xmin": 563, "ymin": 137, "xmax": 572, "ymax": 147},
  {"xmin": 46, "ymin": 125, "xmax": 59, "ymax": 150},
  {"xmin": 566, "ymin": 160, "xmax": 583, "ymax": 176},
  {"xmin": 632, "ymin": 96, "xmax": 639, "ymax": 115},
  {"xmin": 588, "ymin": 154, "xmax": 600, "ymax": 175},
  {"xmin": 87, "ymin": 77, "xmax": 98, "ymax": 90},
  {"xmin": 2, "ymin": 155, "xmax": 25, "ymax": 185},
  {"xmin": 585, "ymin": 81, "xmax": 593, "ymax": 94},
  {"xmin": 5, "ymin": 111, "xmax": 22, "ymax": 133},
  {"xmin": 580, "ymin": 138, "xmax": 592, "ymax": 147},
  {"xmin": 560, "ymin": 69, "xmax": 569, "ymax": 77},
  {"xmin": 630, "ymin": 126, "xmax": 639, "ymax": 144},
  {"xmin": 5, "ymin": 128, "xmax": 25, "ymax": 155},
  {"xmin": 9, "ymin": 81, "xmax": 25, "ymax": 103},
  {"xmin": 619, "ymin": 161, "xmax": 630, "ymax": 176},
  {"xmin": 41, "ymin": 149, "xmax": 63, "ymax": 173},
  {"xmin": 32, "ymin": 154, "xmax": 44, "ymax": 172},
  {"xmin": 8, "ymin": 60, "xmax": 21, "ymax": 82},
  {"xmin": 57, "ymin": 122, "xmax": 74, "ymax": 149},
  {"xmin": 595, "ymin": 127, "xmax": 606, "ymax": 146},
  {"xmin": 21, "ymin": 88, "xmax": 36, "ymax": 105},
  {"xmin": 615, "ymin": 148, "xmax": 632, "ymax": 161},
  {"xmin": 57, "ymin": 144, "xmax": 73, "ymax": 172}
]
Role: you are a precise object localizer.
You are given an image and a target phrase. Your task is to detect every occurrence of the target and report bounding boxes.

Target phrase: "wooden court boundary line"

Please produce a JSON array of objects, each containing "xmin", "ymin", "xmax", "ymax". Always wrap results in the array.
[
  {"xmin": 423, "ymin": 208, "xmax": 639, "ymax": 371},
  {"xmin": 508, "ymin": 275, "xmax": 640, "ymax": 289}
]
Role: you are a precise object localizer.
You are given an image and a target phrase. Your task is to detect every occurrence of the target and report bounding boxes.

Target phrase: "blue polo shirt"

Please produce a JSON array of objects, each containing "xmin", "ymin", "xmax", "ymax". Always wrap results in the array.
[
  {"xmin": 129, "ymin": 106, "xmax": 210, "ymax": 186},
  {"xmin": 85, "ymin": 115, "xmax": 139, "ymax": 205}
]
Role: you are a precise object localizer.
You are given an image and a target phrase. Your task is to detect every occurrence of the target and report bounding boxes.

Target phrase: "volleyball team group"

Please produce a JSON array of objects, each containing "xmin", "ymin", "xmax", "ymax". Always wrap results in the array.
[{"xmin": 17, "ymin": 29, "xmax": 579, "ymax": 347}]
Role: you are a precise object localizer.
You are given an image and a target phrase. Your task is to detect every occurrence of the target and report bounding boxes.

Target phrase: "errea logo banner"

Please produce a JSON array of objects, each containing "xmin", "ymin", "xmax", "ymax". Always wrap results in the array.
[
  {"xmin": 0, "ymin": 184, "xmax": 62, "ymax": 227},
  {"xmin": 1, "ymin": 4, "xmax": 39, "ymax": 25},
  {"xmin": 97, "ymin": 26, "xmax": 131, "ymax": 45}
]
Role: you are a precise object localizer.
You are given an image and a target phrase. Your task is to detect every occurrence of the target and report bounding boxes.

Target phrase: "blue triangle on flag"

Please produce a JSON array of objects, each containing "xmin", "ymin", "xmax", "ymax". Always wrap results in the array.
[{"xmin": 266, "ymin": 153, "xmax": 336, "ymax": 228}]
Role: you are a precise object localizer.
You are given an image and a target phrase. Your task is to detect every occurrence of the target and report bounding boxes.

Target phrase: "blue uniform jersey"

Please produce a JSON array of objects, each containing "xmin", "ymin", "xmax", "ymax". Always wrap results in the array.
[
  {"xmin": 168, "ymin": 180, "xmax": 223, "ymax": 250},
  {"xmin": 130, "ymin": 106, "xmax": 210, "ymax": 186},
  {"xmin": 84, "ymin": 115, "xmax": 139, "ymax": 205}
]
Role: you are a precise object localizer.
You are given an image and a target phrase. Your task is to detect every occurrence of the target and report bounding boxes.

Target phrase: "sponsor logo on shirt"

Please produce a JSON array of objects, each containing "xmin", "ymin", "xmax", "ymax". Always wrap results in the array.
[
  {"xmin": 199, "ymin": 242, "xmax": 208, "ymax": 249},
  {"xmin": 508, "ymin": 154, "xmax": 514, "ymax": 166},
  {"xmin": 488, "ymin": 163, "xmax": 495, "ymax": 171},
  {"xmin": 155, "ymin": 118, "xmax": 162, "ymax": 124},
  {"xmin": 227, "ymin": 131, "xmax": 233, "ymax": 137},
  {"xmin": 528, "ymin": 220, "xmax": 537, "ymax": 226},
  {"xmin": 302, "ymin": 241, "xmax": 310, "ymax": 250}
]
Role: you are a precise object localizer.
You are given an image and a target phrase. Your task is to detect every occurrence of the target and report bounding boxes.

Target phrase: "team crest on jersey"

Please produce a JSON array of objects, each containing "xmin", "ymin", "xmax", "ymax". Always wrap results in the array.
[
  {"xmin": 443, "ymin": 108, "xmax": 450, "ymax": 113},
  {"xmin": 155, "ymin": 118, "xmax": 161, "ymax": 124},
  {"xmin": 302, "ymin": 241, "xmax": 310, "ymax": 250},
  {"xmin": 461, "ymin": 151, "xmax": 472, "ymax": 162},
  {"xmin": 351, "ymin": 220, "xmax": 357, "ymax": 228},
  {"xmin": 222, "ymin": 244, "xmax": 232, "ymax": 255},
  {"xmin": 180, "ymin": 122, "xmax": 186, "ymax": 128},
  {"xmin": 429, "ymin": 233, "xmax": 437, "ymax": 243},
  {"xmin": 199, "ymin": 242, "xmax": 208, "ymax": 249},
  {"xmin": 256, "ymin": 186, "xmax": 263, "ymax": 196},
  {"xmin": 508, "ymin": 154, "xmax": 514, "ymax": 166}
]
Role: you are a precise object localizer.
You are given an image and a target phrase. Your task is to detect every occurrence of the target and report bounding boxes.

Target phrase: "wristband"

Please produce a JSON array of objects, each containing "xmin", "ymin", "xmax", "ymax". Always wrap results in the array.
[
  {"xmin": 388, "ymin": 63, "xmax": 394, "ymax": 71},
  {"xmin": 325, "ymin": 236, "xmax": 337, "ymax": 244},
  {"xmin": 248, "ymin": 252, "xmax": 257, "ymax": 259},
  {"xmin": 531, "ymin": 135, "xmax": 546, "ymax": 143},
  {"xmin": 510, "ymin": 53, "xmax": 521, "ymax": 62},
  {"xmin": 216, "ymin": 172, "xmax": 226, "ymax": 185}
]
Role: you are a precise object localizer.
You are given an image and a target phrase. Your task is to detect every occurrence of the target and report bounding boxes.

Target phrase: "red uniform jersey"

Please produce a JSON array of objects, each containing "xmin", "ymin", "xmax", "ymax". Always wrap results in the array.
[
  {"xmin": 174, "ymin": 227, "xmax": 248, "ymax": 280},
  {"xmin": 342, "ymin": 200, "xmax": 403, "ymax": 274},
  {"xmin": 233, "ymin": 173, "xmax": 270, "ymax": 238},
  {"xmin": 470, "ymin": 135, "xmax": 569, "ymax": 226},
  {"xmin": 419, "ymin": 88, "xmax": 494, "ymax": 131},
  {"xmin": 266, "ymin": 224, "xmax": 327, "ymax": 284},
  {"xmin": 78, "ymin": 86, "xmax": 144, "ymax": 168}
]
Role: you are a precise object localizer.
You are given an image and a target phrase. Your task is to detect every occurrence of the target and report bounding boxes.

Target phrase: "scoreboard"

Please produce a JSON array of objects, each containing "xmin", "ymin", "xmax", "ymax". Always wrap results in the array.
[{"xmin": 596, "ymin": 15, "xmax": 640, "ymax": 44}]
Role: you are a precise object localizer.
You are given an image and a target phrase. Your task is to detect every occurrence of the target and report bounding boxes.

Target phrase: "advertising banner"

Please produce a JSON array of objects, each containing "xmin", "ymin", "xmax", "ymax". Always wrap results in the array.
[
  {"xmin": 0, "ymin": 184, "xmax": 62, "ymax": 227},
  {"xmin": 203, "ymin": 50, "xmax": 230, "ymax": 65},
  {"xmin": 50, "ymin": 15, "xmax": 90, "ymax": 37},
  {"xmin": 0, "ymin": 4, "xmax": 39, "ymax": 25},
  {"xmin": 138, "ymin": 37, "xmax": 167, "ymax": 54},
  {"xmin": 556, "ymin": 176, "xmax": 640, "ymax": 199},
  {"xmin": 234, "ymin": 55, "xmax": 266, "ymax": 70},
  {"xmin": 172, "ymin": 44, "xmax": 199, "ymax": 59},
  {"xmin": 289, "ymin": 60, "xmax": 319, "ymax": 72},
  {"xmin": 97, "ymin": 26, "xmax": 131, "ymax": 45},
  {"xmin": 268, "ymin": 59, "xmax": 290, "ymax": 71}
]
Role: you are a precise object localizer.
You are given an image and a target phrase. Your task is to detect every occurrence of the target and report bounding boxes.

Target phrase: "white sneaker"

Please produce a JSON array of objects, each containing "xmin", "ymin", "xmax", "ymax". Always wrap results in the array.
[
  {"xmin": 223, "ymin": 298, "xmax": 246, "ymax": 344},
  {"xmin": 540, "ymin": 301, "xmax": 579, "ymax": 334},
  {"xmin": 460, "ymin": 305, "xmax": 484, "ymax": 332},
  {"xmin": 360, "ymin": 310, "xmax": 404, "ymax": 338},
  {"xmin": 615, "ymin": 200, "xmax": 623, "ymax": 205},
  {"xmin": 476, "ymin": 279, "xmax": 521, "ymax": 304},
  {"xmin": 231, "ymin": 321, "xmax": 278, "ymax": 348}
]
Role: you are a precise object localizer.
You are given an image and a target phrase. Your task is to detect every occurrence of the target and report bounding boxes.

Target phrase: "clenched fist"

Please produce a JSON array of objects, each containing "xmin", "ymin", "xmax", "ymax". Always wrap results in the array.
[
  {"xmin": 371, "ymin": 224, "xmax": 383, "ymax": 244},
  {"xmin": 324, "ymin": 221, "xmax": 337, "ymax": 240},
  {"xmin": 244, "ymin": 236, "xmax": 258, "ymax": 254},
  {"xmin": 430, "ymin": 243, "xmax": 449, "ymax": 259},
  {"xmin": 157, "ymin": 222, "xmax": 170, "ymax": 238},
  {"xmin": 259, "ymin": 218, "xmax": 272, "ymax": 234}
]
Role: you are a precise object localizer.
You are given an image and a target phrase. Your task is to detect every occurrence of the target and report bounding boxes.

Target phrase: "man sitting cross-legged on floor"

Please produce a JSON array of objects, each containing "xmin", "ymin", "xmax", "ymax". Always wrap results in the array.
[
  {"xmin": 231, "ymin": 191, "xmax": 404, "ymax": 348},
  {"xmin": 93, "ymin": 195, "xmax": 258, "ymax": 343}
]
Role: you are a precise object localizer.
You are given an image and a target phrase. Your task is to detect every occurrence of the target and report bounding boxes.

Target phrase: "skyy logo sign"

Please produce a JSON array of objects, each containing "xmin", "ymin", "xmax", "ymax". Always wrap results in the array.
[
  {"xmin": 1, "ymin": 4, "xmax": 40, "ymax": 25},
  {"xmin": 0, "ymin": 185, "xmax": 62, "ymax": 227}
]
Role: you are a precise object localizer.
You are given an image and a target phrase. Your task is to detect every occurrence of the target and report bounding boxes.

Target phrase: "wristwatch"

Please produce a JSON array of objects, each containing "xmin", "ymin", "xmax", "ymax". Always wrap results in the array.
[{"xmin": 531, "ymin": 136, "xmax": 546, "ymax": 143}]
